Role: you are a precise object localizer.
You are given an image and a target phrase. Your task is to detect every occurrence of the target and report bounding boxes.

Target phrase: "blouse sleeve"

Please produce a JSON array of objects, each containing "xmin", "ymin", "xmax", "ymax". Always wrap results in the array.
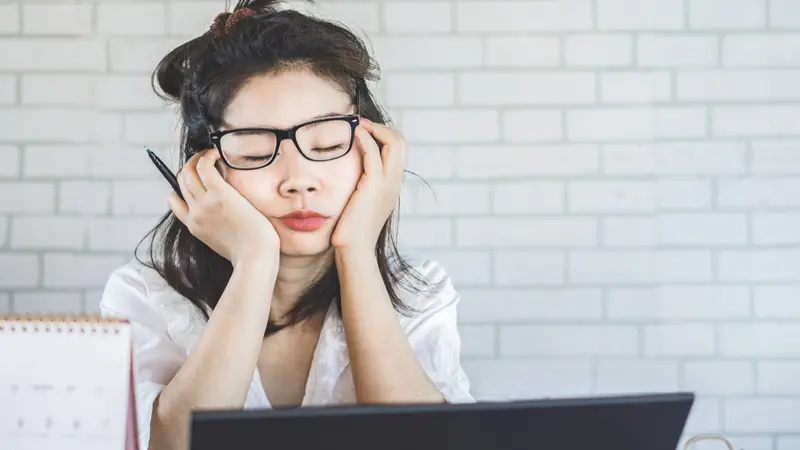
[
  {"xmin": 99, "ymin": 264, "xmax": 187, "ymax": 450},
  {"xmin": 404, "ymin": 261, "xmax": 475, "ymax": 404}
]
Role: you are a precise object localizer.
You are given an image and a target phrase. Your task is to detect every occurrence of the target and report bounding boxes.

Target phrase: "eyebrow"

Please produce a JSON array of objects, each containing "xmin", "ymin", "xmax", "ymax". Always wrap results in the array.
[{"xmin": 219, "ymin": 111, "xmax": 352, "ymax": 130}]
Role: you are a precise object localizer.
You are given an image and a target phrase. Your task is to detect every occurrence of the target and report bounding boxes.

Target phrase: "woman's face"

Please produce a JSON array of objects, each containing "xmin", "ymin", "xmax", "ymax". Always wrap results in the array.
[{"xmin": 216, "ymin": 70, "xmax": 362, "ymax": 257}]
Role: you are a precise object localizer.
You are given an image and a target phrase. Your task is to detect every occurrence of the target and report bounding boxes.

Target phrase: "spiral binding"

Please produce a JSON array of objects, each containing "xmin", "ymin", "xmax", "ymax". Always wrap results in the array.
[{"xmin": 0, "ymin": 315, "xmax": 129, "ymax": 334}]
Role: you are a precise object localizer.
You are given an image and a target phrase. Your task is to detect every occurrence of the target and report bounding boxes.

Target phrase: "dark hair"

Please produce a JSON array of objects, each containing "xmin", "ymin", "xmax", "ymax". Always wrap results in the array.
[{"xmin": 135, "ymin": 0, "xmax": 433, "ymax": 336}]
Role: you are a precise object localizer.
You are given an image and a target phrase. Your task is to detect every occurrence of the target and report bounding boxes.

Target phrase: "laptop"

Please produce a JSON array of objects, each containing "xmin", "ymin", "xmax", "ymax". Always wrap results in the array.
[{"xmin": 189, "ymin": 392, "xmax": 694, "ymax": 450}]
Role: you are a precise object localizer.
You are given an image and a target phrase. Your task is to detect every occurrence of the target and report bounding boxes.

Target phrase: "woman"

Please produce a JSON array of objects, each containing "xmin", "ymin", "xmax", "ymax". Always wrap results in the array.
[{"xmin": 99, "ymin": 1, "xmax": 473, "ymax": 449}]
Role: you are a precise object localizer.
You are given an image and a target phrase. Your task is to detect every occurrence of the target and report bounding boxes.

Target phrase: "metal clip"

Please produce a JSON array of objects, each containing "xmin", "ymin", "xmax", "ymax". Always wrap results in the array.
[{"xmin": 683, "ymin": 434, "xmax": 735, "ymax": 450}]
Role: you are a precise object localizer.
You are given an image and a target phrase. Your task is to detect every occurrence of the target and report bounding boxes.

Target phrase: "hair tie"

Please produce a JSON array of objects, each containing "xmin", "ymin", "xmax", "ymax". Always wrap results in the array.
[{"xmin": 210, "ymin": 8, "xmax": 256, "ymax": 38}]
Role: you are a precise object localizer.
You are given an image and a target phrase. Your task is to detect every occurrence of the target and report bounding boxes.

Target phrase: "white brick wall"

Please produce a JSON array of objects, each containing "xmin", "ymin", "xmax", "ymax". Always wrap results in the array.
[{"xmin": 1, "ymin": 1, "xmax": 797, "ymax": 447}]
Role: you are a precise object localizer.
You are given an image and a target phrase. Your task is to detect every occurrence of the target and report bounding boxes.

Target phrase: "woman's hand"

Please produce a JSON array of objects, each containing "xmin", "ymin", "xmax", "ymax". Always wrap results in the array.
[
  {"xmin": 168, "ymin": 149, "xmax": 280, "ymax": 267},
  {"xmin": 331, "ymin": 119, "xmax": 407, "ymax": 252}
]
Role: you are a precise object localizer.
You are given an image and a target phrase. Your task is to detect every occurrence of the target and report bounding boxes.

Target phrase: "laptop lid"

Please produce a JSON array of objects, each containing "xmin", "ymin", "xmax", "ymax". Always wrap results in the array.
[{"xmin": 190, "ymin": 392, "xmax": 694, "ymax": 450}]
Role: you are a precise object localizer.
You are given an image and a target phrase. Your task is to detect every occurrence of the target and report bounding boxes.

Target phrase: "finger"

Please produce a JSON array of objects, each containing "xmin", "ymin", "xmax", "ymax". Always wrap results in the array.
[
  {"xmin": 167, "ymin": 191, "xmax": 189, "ymax": 225},
  {"xmin": 176, "ymin": 168, "xmax": 197, "ymax": 206},
  {"xmin": 360, "ymin": 120, "xmax": 406, "ymax": 179},
  {"xmin": 196, "ymin": 149, "xmax": 226, "ymax": 191},
  {"xmin": 180, "ymin": 153, "xmax": 207, "ymax": 199},
  {"xmin": 358, "ymin": 119, "xmax": 402, "ymax": 148},
  {"xmin": 355, "ymin": 125, "xmax": 383, "ymax": 177}
]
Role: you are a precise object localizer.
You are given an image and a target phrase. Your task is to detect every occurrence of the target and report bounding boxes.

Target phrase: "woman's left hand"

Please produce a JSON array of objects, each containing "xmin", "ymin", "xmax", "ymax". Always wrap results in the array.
[{"xmin": 331, "ymin": 119, "xmax": 407, "ymax": 252}]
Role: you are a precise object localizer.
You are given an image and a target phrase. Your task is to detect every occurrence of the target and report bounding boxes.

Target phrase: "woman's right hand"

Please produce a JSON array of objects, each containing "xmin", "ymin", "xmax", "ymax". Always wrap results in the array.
[{"xmin": 167, "ymin": 149, "xmax": 280, "ymax": 267}]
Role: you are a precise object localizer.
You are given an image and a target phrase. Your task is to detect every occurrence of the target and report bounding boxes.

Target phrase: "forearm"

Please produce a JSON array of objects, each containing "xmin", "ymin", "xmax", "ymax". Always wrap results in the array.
[
  {"xmin": 335, "ymin": 248, "xmax": 443, "ymax": 404},
  {"xmin": 150, "ymin": 257, "xmax": 277, "ymax": 450}
]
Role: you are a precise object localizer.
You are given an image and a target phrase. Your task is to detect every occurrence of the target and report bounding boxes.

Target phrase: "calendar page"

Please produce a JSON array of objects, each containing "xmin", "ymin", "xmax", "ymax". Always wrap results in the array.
[{"xmin": 0, "ymin": 317, "xmax": 138, "ymax": 450}]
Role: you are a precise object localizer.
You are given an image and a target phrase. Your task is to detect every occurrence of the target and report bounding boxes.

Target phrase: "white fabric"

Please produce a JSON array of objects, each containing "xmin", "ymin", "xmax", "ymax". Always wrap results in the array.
[{"xmin": 98, "ymin": 257, "xmax": 474, "ymax": 450}]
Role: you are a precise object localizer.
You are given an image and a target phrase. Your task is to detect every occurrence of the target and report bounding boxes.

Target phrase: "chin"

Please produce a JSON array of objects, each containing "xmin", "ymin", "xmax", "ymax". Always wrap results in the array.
[{"xmin": 277, "ymin": 233, "xmax": 333, "ymax": 257}]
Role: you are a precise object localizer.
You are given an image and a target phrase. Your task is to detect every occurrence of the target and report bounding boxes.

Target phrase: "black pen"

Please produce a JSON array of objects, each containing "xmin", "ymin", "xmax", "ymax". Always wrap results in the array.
[{"xmin": 145, "ymin": 148, "xmax": 184, "ymax": 200}]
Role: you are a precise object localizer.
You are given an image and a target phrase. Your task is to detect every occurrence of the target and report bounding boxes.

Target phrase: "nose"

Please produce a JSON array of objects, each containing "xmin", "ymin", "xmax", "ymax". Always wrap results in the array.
[{"xmin": 277, "ymin": 140, "xmax": 321, "ymax": 198}]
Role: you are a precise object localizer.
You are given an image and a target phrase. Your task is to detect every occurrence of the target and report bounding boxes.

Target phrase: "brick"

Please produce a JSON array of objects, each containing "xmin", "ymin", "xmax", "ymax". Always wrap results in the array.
[
  {"xmin": 754, "ymin": 212, "xmax": 800, "ymax": 244},
  {"xmin": 385, "ymin": 73, "xmax": 454, "ymax": 107},
  {"xmin": 714, "ymin": 106, "xmax": 800, "ymax": 137},
  {"xmin": 758, "ymin": 362, "xmax": 800, "ymax": 394},
  {"xmin": 500, "ymin": 325, "xmax": 637, "ymax": 356},
  {"xmin": 385, "ymin": 2, "xmax": 450, "ymax": 33},
  {"xmin": 718, "ymin": 178, "xmax": 800, "ymax": 208},
  {"xmin": 0, "ymin": 254, "xmax": 38, "ymax": 288},
  {"xmin": 724, "ymin": 35, "xmax": 800, "ymax": 67},
  {"xmin": 96, "ymin": 75, "xmax": 164, "ymax": 109},
  {"xmin": 0, "ymin": 183, "xmax": 55, "ymax": 213},
  {"xmin": 495, "ymin": 251, "xmax": 565, "ymax": 286},
  {"xmin": 459, "ymin": 73, "xmax": 595, "ymax": 105},
  {"xmin": 721, "ymin": 323, "xmax": 800, "ymax": 356},
  {"xmin": 125, "ymin": 112, "xmax": 182, "ymax": 144},
  {"xmin": 679, "ymin": 70, "xmax": 800, "ymax": 101},
  {"xmin": 456, "ymin": 1, "xmax": 593, "ymax": 32},
  {"xmin": 603, "ymin": 217, "xmax": 656, "ymax": 247},
  {"xmin": 397, "ymin": 218, "xmax": 452, "ymax": 248},
  {"xmin": 24, "ymin": 145, "xmax": 89, "ymax": 177},
  {"xmin": 405, "ymin": 146, "xmax": 454, "ymax": 180},
  {"xmin": 456, "ymin": 145, "xmax": 599, "ymax": 178},
  {"xmin": 60, "ymin": 181, "xmax": 110, "ymax": 214},
  {"xmin": 12, "ymin": 292, "xmax": 82, "ymax": 315},
  {"xmin": 402, "ymin": 110, "xmax": 498, "ymax": 143},
  {"xmin": 485, "ymin": 37, "xmax": 560, "ymax": 67},
  {"xmin": 597, "ymin": 0, "xmax": 683, "ymax": 30},
  {"xmin": 564, "ymin": 35, "xmax": 633, "ymax": 67},
  {"xmin": 601, "ymin": 72, "xmax": 671, "ymax": 103},
  {"xmin": 570, "ymin": 250, "xmax": 713, "ymax": 284},
  {"xmin": 407, "ymin": 182, "xmax": 489, "ymax": 215},
  {"xmin": 458, "ymin": 325, "xmax": 494, "ymax": 357},
  {"xmin": 779, "ymin": 437, "xmax": 800, "ymax": 450},
  {"xmin": 725, "ymin": 399, "xmax": 800, "ymax": 432},
  {"xmin": 657, "ymin": 180, "xmax": 713, "ymax": 209},
  {"xmin": 458, "ymin": 288, "xmax": 603, "ymax": 322},
  {"xmin": 21, "ymin": 75, "xmax": 92, "ymax": 106},
  {"xmin": 0, "ymin": 4, "xmax": 19, "ymax": 34},
  {"xmin": 462, "ymin": 360, "xmax": 593, "ymax": 399},
  {"xmin": 112, "ymin": 180, "xmax": 171, "ymax": 215},
  {"xmin": 567, "ymin": 108, "xmax": 706, "ymax": 141},
  {"xmin": 755, "ymin": 285, "xmax": 800, "ymax": 318},
  {"xmin": 659, "ymin": 213, "xmax": 747, "ymax": 245},
  {"xmin": 409, "ymin": 251, "xmax": 491, "ymax": 286},
  {"xmin": 97, "ymin": 3, "xmax": 166, "ymax": 36},
  {"xmin": 373, "ymin": 37, "xmax": 481, "ymax": 70},
  {"xmin": 683, "ymin": 398, "xmax": 721, "ymax": 434},
  {"xmin": 88, "ymin": 218, "xmax": 157, "ymax": 251},
  {"xmin": 0, "ymin": 294, "xmax": 8, "ymax": 314},
  {"xmin": 638, "ymin": 35, "xmax": 718, "ymax": 67},
  {"xmin": 643, "ymin": 324, "xmax": 715, "ymax": 356},
  {"xmin": 0, "ymin": 146, "xmax": 20, "ymax": 177},
  {"xmin": 603, "ymin": 142, "xmax": 747, "ymax": 175},
  {"xmin": 690, "ymin": 0, "xmax": 765, "ymax": 29},
  {"xmin": 457, "ymin": 218, "xmax": 596, "ymax": 248},
  {"xmin": 314, "ymin": 1, "xmax": 380, "ymax": 34},
  {"xmin": 84, "ymin": 289, "xmax": 105, "ymax": 315},
  {"xmin": 0, "ymin": 75, "xmax": 15, "ymax": 105},
  {"xmin": 22, "ymin": 4, "xmax": 93, "ymax": 35},
  {"xmin": 0, "ymin": 216, "xmax": 6, "ymax": 247},
  {"xmin": 43, "ymin": 254, "xmax": 125, "ymax": 288},
  {"xmin": 167, "ymin": 2, "xmax": 224, "ymax": 36},
  {"xmin": 90, "ymin": 146, "xmax": 168, "ymax": 178},
  {"xmin": 0, "ymin": 39, "xmax": 104, "ymax": 71},
  {"xmin": 771, "ymin": 0, "xmax": 800, "ymax": 28},
  {"xmin": 720, "ymin": 249, "xmax": 800, "ymax": 282},
  {"xmin": 568, "ymin": 181, "xmax": 653, "ymax": 213},
  {"xmin": 109, "ymin": 38, "xmax": 184, "ymax": 72},
  {"xmin": 502, "ymin": 110, "xmax": 563, "ymax": 142},
  {"xmin": 11, "ymin": 217, "xmax": 85, "ymax": 250},
  {"xmin": 596, "ymin": 361, "xmax": 679, "ymax": 394},
  {"xmin": 607, "ymin": 286, "xmax": 750, "ymax": 320},
  {"xmin": 492, "ymin": 181, "xmax": 564, "ymax": 214},
  {"xmin": 684, "ymin": 361, "xmax": 754, "ymax": 395},
  {"xmin": 0, "ymin": 109, "xmax": 98, "ymax": 143},
  {"xmin": 752, "ymin": 140, "xmax": 800, "ymax": 174},
  {"xmin": 92, "ymin": 112, "xmax": 124, "ymax": 143}
]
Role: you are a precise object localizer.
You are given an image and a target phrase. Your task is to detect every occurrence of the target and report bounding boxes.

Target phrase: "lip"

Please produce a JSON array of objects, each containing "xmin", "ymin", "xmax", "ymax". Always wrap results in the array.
[{"xmin": 279, "ymin": 210, "xmax": 329, "ymax": 232}]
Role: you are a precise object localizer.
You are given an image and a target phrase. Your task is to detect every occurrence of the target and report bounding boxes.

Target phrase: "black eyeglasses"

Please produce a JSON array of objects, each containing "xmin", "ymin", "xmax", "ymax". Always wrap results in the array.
[{"xmin": 207, "ymin": 86, "xmax": 361, "ymax": 170}]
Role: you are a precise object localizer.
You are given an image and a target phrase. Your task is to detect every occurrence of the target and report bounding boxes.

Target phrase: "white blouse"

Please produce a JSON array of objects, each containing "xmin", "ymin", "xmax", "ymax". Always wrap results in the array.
[{"xmin": 98, "ymin": 257, "xmax": 474, "ymax": 450}]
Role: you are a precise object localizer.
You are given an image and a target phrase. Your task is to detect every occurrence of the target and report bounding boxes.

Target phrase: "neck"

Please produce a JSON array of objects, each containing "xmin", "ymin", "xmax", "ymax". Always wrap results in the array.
[{"xmin": 271, "ymin": 249, "xmax": 332, "ymax": 321}]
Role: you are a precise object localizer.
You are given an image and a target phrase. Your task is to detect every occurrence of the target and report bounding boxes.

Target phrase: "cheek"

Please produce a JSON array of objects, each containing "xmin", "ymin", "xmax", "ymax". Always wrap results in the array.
[{"xmin": 223, "ymin": 171, "xmax": 280, "ymax": 213}]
